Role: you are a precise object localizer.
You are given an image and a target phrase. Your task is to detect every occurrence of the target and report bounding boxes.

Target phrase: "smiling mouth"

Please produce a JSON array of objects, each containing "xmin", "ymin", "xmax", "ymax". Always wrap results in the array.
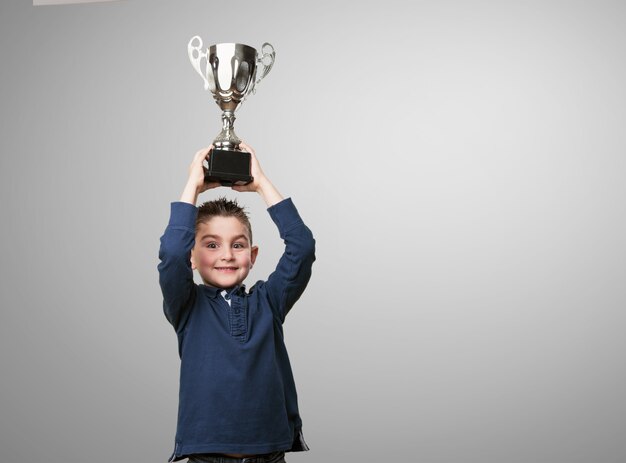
[{"xmin": 215, "ymin": 267, "xmax": 238, "ymax": 271}]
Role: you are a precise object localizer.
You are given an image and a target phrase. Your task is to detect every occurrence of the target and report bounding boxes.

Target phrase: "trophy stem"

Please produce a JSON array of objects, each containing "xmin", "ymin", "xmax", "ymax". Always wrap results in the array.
[{"xmin": 213, "ymin": 110, "xmax": 241, "ymax": 151}]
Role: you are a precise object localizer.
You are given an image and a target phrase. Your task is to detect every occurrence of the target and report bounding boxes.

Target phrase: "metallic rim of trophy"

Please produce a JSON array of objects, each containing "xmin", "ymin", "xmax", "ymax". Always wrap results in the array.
[{"xmin": 188, "ymin": 37, "xmax": 275, "ymax": 152}]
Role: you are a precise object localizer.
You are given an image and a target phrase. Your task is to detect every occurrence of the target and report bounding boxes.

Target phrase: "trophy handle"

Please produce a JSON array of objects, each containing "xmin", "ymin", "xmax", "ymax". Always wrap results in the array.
[
  {"xmin": 188, "ymin": 35, "xmax": 210, "ymax": 90},
  {"xmin": 255, "ymin": 42, "xmax": 275, "ymax": 85}
]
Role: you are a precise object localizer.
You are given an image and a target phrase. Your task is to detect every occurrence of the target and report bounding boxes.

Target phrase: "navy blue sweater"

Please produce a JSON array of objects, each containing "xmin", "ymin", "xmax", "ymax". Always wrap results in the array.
[{"xmin": 158, "ymin": 198, "xmax": 315, "ymax": 462}]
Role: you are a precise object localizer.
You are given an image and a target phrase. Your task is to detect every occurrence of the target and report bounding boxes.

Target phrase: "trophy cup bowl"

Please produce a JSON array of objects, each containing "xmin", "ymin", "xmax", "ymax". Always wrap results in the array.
[{"xmin": 188, "ymin": 37, "xmax": 275, "ymax": 186}]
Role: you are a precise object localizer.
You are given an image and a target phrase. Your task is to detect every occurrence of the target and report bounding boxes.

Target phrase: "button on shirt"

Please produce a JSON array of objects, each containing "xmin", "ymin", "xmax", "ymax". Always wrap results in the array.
[{"xmin": 157, "ymin": 198, "xmax": 315, "ymax": 462}]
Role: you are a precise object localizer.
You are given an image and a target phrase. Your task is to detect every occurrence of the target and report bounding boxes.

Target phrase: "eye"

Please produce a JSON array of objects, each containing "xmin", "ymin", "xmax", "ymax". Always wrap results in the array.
[
  {"xmin": 233, "ymin": 242, "xmax": 246, "ymax": 249},
  {"xmin": 206, "ymin": 242, "xmax": 218, "ymax": 249}
]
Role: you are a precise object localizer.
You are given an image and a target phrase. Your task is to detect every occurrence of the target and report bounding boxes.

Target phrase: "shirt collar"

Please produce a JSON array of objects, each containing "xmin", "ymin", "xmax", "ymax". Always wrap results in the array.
[{"xmin": 201, "ymin": 283, "xmax": 246, "ymax": 299}]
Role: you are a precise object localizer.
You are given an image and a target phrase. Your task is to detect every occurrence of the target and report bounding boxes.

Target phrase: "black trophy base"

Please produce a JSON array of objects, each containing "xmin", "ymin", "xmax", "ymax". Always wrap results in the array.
[{"xmin": 205, "ymin": 148, "xmax": 253, "ymax": 186}]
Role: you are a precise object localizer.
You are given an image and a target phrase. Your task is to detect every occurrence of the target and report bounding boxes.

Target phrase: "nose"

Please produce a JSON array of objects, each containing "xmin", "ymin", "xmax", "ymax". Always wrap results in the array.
[{"xmin": 220, "ymin": 246, "xmax": 234, "ymax": 261}]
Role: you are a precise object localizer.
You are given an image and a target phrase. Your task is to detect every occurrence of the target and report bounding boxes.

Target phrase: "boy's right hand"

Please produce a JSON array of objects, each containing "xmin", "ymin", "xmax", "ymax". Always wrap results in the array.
[
  {"xmin": 180, "ymin": 146, "xmax": 222, "ymax": 205},
  {"xmin": 188, "ymin": 145, "xmax": 221, "ymax": 193}
]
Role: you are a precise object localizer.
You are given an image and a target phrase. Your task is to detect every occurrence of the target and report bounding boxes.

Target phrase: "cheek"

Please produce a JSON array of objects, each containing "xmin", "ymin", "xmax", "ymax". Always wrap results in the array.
[
  {"xmin": 238, "ymin": 252, "xmax": 252, "ymax": 266},
  {"xmin": 196, "ymin": 250, "xmax": 215, "ymax": 266}
]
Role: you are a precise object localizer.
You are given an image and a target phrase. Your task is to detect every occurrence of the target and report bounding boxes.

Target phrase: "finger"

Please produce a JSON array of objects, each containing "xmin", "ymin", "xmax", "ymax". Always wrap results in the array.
[
  {"xmin": 239, "ymin": 141, "xmax": 254, "ymax": 154},
  {"xmin": 195, "ymin": 146, "xmax": 210, "ymax": 157},
  {"xmin": 194, "ymin": 147, "xmax": 211, "ymax": 163},
  {"xmin": 243, "ymin": 146, "xmax": 257, "ymax": 159}
]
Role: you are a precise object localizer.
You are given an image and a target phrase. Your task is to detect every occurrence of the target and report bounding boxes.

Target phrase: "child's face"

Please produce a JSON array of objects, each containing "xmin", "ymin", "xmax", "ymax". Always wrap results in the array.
[{"xmin": 191, "ymin": 216, "xmax": 258, "ymax": 289}]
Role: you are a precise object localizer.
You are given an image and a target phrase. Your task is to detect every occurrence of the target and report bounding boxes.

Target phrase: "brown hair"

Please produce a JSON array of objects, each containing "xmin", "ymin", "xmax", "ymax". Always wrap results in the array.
[{"xmin": 196, "ymin": 196, "xmax": 253, "ymax": 244}]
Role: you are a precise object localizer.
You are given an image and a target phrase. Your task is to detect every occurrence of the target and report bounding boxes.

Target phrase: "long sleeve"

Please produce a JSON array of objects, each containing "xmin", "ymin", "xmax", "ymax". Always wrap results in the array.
[
  {"xmin": 264, "ymin": 198, "xmax": 316, "ymax": 323},
  {"xmin": 157, "ymin": 201, "xmax": 199, "ymax": 332}
]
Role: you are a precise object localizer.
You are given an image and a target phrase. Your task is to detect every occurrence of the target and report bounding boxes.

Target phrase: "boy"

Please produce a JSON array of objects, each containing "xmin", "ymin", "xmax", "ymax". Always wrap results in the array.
[{"xmin": 158, "ymin": 142, "xmax": 315, "ymax": 463}]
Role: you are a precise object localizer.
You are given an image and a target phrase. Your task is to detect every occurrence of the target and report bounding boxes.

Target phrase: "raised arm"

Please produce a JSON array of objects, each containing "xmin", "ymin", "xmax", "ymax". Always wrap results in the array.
[
  {"xmin": 158, "ymin": 146, "xmax": 220, "ymax": 331},
  {"xmin": 158, "ymin": 202, "xmax": 198, "ymax": 332},
  {"xmin": 232, "ymin": 142, "xmax": 316, "ymax": 322},
  {"xmin": 264, "ymin": 198, "xmax": 316, "ymax": 323}
]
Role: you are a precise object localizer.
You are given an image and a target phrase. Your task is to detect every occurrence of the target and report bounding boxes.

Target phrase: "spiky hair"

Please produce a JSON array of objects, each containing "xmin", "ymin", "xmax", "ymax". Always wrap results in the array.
[{"xmin": 196, "ymin": 196, "xmax": 253, "ymax": 244}]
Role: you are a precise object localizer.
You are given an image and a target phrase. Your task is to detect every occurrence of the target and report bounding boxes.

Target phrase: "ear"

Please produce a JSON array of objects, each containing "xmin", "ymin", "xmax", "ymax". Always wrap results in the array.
[
  {"xmin": 190, "ymin": 248, "xmax": 197, "ymax": 270},
  {"xmin": 250, "ymin": 245, "xmax": 259, "ymax": 267}
]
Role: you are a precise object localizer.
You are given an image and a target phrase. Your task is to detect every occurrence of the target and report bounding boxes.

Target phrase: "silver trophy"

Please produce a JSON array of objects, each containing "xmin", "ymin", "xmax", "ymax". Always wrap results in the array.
[{"xmin": 188, "ymin": 36, "xmax": 275, "ymax": 185}]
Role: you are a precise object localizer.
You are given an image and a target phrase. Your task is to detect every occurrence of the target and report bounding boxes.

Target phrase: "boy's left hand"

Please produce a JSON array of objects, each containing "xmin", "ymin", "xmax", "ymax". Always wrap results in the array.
[
  {"xmin": 232, "ymin": 141, "xmax": 284, "ymax": 207},
  {"xmin": 232, "ymin": 141, "xmax": 268, "ymax": 193}
]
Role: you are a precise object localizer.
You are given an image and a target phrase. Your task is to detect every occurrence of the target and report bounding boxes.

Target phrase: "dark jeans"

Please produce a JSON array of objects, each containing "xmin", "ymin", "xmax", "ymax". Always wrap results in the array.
[{"xmin": 187, "ymin": 451, "xmax": 286, "ymax": 463}]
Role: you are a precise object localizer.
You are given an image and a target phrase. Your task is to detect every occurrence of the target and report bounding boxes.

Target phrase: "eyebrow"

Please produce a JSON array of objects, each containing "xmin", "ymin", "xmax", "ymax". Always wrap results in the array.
[{"xmin": 200, "ymin": 234, "xmax": 249, "ymax": 242}]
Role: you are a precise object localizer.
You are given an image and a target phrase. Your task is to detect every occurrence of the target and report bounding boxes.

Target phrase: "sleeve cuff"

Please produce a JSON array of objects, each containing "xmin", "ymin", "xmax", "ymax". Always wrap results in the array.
[
  {"xmin": 168, "ymin": 201, "xmax": 198, "ymax": 229},
  {"xmin": 267, "ymin": 197, "xmax": 303, "ymax": 230}
]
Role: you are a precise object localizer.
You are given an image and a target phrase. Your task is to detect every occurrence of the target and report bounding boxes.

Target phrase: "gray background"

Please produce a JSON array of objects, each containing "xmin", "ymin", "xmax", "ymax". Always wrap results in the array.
[{"xmin": 1, "ymin": 0, "xmax": 625, "ymax": 462}]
